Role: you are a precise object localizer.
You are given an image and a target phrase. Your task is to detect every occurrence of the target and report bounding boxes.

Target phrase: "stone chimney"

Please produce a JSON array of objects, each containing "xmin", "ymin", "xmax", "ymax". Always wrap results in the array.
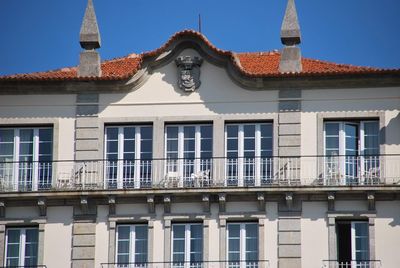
[
  {"xmin": 279, "ymin": 0, "xmax": 302, "ymax": 73},
  {"xmin": 78, "ymin": 0, "xmax": 101, "ymax": 77}
]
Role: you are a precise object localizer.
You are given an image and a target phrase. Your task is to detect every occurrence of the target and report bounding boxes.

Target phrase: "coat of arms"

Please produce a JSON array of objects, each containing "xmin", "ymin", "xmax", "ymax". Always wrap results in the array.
[{"xmin": 175, "ymin": 56, "xmax": 203, "ymax": 92}]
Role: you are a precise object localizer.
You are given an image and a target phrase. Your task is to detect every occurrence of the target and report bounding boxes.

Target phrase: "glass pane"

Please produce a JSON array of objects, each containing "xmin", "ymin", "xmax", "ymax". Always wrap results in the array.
[
  {"xmin": 167, "ymin": 127, "xmax": 179, "ymax": 139},
  {"xmin": 326, "ymin": 137, "xmax": 339, "ymax": 150},
  {"xmin": 0, "ymin": 129, "xmax": 14, "ymax": 142},
  {"xmin": 261, "ymin": 137, "xmax": 272, "ymax": 151},
  {"xmin": 190, "ymin": 224, "xmax": 203, "ymax": 239},
  {"xmin": 122, "ymin": 127, "xmax": 135, "ymax": 139},
  {"xmin": 201, "ymin": 126, "xmax": 212, "ymax": 139},
  {"xmin": 173, "ymin": 240, "xmax": 185, "ymax": 253},
  {"xmin": 39, "ymin": 142, "xmax": 52, "ymax": 155},
  {"xmin": 118, "ymin": 241, "xmax": 130, "ymax": 254},
  {"xmin": 173, "ymin": 225, "xmax": 185, "ymax": 239},
  {"xmin": 325, "ymin": 123, "xmax": 339, "ymax": 136},
  {"xmin": 117, "ymin": 254, "xmax": 129, "ymax": 264},
  {"xmin": 260, "ymin": 124, "xmax": 272, "ymax": 137},
  {"xmin": 190, "ymin": 239, "xmax": 202, "ymax": 253},
  {"xmin": 107, "ymin": 140, "xmax": 118, "ymax": 154},
  {"xmin": 228, "ymin": 224, "xmax": 240, "ymax": 238},
  {"xmin": 20, "ymin": 129, "xmax": 33, "ymax": 142},
  {"xmin": 184, "ymin": 126, "xmax": 195, "ymax": 138},
  {"xmin": 7, "ymin": 229, "xmax": 20, "ymax": 243},
  {"xmin": 19, "ymin": 143, "xmax": 33, "ymax": 155},
  {"xmin": 135, "ymin": 240, "xmax": 147, "ymax": 254},
  {"xmin": 243, "ymin": 125, "xmax": 255, "ymax": 137},
  {"xmin": 227, "ymin": 139, "xmax": 238, "ymax": 151},
  {"xmin": 25, "ymin": 229, "xmax": 38, "ymax": 243},
  {"xmin": 201, "ymin": 139, "xmax": 212, "ymax": 152},
  {"xmin": 118, "ymin": 226, "xmax": 130, "ymax": 240},
  {"xmin": 141, "ymin": 140, "xmax": 152, "ymax": 154},
  {"xmin": 244, "ymin": 139, "xmax": 255, "ymax": 151},
  {"xmin": 355, "ymin": 222, "xmax": 368, "ymax": 237},
  {"xmin": 364, "ymin": 122, "xmax": 379, "ymax": 136},
  {"xmin": 136, "ymin": 226, "xmax": 148, "ymax": 240},
  {"xmin": 124, "ymin": 140, "xmax": 135, "ymax": 153},
  {"xmin": 228, "ymin": 238, "xmax": 240, "ymax": 251},
  {"xmin": 0, "ymin": 143, "xmax": 14, "ymax": 156},
  {"xmin": 184, "ymin": 139, "xmax": 195, "ymax": 152},
  {"xmin": 245, "ymin": 224, "xmax": 258, "ymax": 238},
  {"xmin": 140, "ymin": 127, "xmax": 152, "ymax": 140},
  {"xmin": 227, "ymin": 125, "xmax": 238, "ymax": 138},
  {"xmin": 39, "ymin": 128, "xmax": 53, "ymax": 142},
  {"xmin": 106, "ymin": 127, "xmax": 118, "ymax": 140}
]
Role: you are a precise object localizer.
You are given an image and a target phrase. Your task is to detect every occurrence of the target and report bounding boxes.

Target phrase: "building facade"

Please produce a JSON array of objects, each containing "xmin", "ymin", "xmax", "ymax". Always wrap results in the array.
[{"xmin": 0, "ymin": 1, "xmax": 399, "ymax": 268}]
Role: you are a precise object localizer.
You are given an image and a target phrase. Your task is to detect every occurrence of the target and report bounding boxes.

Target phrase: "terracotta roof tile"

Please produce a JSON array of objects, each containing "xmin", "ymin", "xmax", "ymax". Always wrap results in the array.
[{"xmin": 0, "ymin": 30, "xmax": 399, "ymax": 82}]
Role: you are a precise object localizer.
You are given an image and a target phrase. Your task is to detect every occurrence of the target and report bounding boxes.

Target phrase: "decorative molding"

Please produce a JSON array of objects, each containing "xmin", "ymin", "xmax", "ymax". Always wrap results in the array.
[
  {"xmin": 37, "ymin": 197, "xmax": 47, "ymax": 217},
  {"xmin": 257, "ymin": 193, "xmax": 266, "ymax": 212},
  {"xmin": 175, "ymin": 56, "xmax": 203, "ymax": 92},
  {"xmin": 202, "ymin": 194, "xmax": 210, "ymax": 213},
  {"xmin": 0, "ymin": 201, "xmax": 5, "ymax": 218},
  {"xmin": 108, "ymin": 195, "xmax": 116, "ymax": 215},
  {"xmin": 218, "ymin": 193, "xmax": 226, "ymax": 213},
  {"xmin": 327, "ymin": 192, "xmax": 335, "ymax": 211},
  {"xmin": 285, "ymin": 192, "xmax": 293, "ymax": 210},
  {"xmin": 367, "ymin": 192, "xmax": 376, "ymax": 211},
  {"xmin": 164, "ymin": 195, "xmax": 171, "ymax": 214},
  {"xmin": 80, "ymin": 196, "xmax": 89, "ymax": 215},
  {"xmin": 147, "ymin": 195, "xmax": 155, "ymax": 214}
]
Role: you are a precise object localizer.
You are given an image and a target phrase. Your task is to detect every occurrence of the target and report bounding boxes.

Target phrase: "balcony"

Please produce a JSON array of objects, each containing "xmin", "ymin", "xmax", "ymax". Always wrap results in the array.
[
  {"xmin": 322, "ymin": 260, "xmax": 382, "ymax": 268},
  {"xmin": 0, "ymin": 155, "xmax": 399, "ymax": 192},
  {"xmin": 100, "ymin": 261, "xmax": 269, "ymax": 268}
]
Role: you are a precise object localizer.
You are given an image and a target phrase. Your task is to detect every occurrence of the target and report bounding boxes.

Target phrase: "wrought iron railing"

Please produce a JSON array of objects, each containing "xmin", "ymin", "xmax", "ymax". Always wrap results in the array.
[
  {"xmin": 322, "ymin": 260, "xmax": 381, "ymax": 268},
  {"xmin": 0, "ymin": 155, "xmax": 399, "ymax": 192},
  {"xmin": 100, "ymin": 260, "xmax": 269, "ymax": 268}
]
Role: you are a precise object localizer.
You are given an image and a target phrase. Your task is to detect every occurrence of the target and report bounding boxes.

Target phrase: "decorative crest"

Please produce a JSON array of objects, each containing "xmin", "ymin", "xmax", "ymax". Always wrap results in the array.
[{"xmin": 175, "ymin": 56, "xmax": 203, "ymax": 92}]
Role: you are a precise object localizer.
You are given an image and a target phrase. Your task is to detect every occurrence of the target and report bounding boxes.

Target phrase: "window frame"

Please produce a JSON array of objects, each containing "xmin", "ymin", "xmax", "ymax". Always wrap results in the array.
[
  {"xmin": 170, "ymin": 223, "xmax": 203, "ymax": 265},
  {"xmin": 323, "ymin": 120, "xmax": 380, "ymax": 184},
  {"xmin": 4, "ymin": 226, "xmax": 39, "ymax": 267},
  {"xmin": 226, "ymin": 222, "xmax": 259, "ymax": 265},
  {"xmin": 115, "ymin": 223, "xmax": 148, "ymax": 265},
  {"xmin": 0, "ymin": 127, "xmax": 53, "ymax": 191},
  {"xmin": 224, "ymin": 122, "xmax": 273, "ymax": 187},
  {"xmin": 104, "ymin": 125, "xmax": 153, "ymax": 189}
]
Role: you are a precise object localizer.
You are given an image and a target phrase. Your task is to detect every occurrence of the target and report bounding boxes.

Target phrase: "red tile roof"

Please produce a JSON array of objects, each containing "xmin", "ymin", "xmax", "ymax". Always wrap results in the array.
[{"xmin": 1, "ymin": 30, "xmax": 399, "ymax": 82}]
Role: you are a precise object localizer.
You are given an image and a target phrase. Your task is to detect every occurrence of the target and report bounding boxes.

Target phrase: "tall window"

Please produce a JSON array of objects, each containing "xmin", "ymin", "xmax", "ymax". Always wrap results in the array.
[
  {"xmin": 324, "ymin": 121, "xmax": 379, "ymax": 184},
  {"xmin": 165, "ymin": 125, "xmax": 212, "ymax": 187},
  {"xmin": 225, "ymin": 123, "xmax": 273, "ymax": 186},
  {"xmin": 105, "ymin": 126, "xmax": 153, "ymax": 189},
  {"xmin": 336, "ymin": 221, "xmax": 369, "ymax": 267},
  {"xmin": 116, "ymin": 224, "xmax": 148, "ymax": 266},
  {"xmin": 5, "ymin": 227, "xmax": 39, "ymax": 267},
  {"xmin": 227, "ymin": 223, "xmax": 258, "ymax": 268},
  {"xmin": 0, "ymin": 127, "xmax": 53, "ymax": 191},
  {"xmin": 172, "ymin": 223, "xmax": 203, "ymax": 267}
]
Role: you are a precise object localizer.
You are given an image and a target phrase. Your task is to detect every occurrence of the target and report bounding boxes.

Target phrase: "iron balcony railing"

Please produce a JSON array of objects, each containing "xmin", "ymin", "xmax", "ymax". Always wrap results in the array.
[
  {"xmin": 0, "ymin": 155, "xmax": 399, "ymax": 192},
  {"xmin": 322, "ymin": 260, "xmax": 382, "ymax": 268},
  {"xmin": 100, "ymin": 260, "xmax": 269, "ymax": 268}
]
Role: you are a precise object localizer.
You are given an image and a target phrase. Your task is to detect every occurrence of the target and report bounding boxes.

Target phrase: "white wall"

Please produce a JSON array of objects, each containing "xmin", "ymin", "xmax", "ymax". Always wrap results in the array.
[
  {"xmin": 301, "ymin": 202, "xmax": 329, "ymax": 268},
  {"xmin": 43, "ymin": 206, "xmax": 73, "ymax": 268},
  {"xmin": 375, "ymin": 201, "xmax": 400, "ymax": 268}
]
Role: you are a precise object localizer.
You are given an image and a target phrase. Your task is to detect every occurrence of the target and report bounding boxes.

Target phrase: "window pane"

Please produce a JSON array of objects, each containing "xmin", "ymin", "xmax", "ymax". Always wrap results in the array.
[
  {"xmin": 184, "ymin": 126, "xmax": 195, "ymax": 138},
  {"xmin": 25, "ymin": 229, "xmax": 38, "ymax": 243},
  {"xmin": 326, "ymin": 137, "xmax": 339, "ymax": 150},
  {"xmin": 244, "ymin": 139, "xmax": 255, "ymax": 151},
  {"xmin": 167, "ymin": 127, "xmax": 179, "ymax": 139},
  {"xmin": 243, "ymin": 125, "xmax": 255, "ymax": 137},
  {"xmin": 260, "ymin": 124, "xmax": 272, "ymax": 137},
  {"xmin": 7, "ymin": 229, "xmax": 20, "ymax": 243},
  {"xmin": 227, "ymin": 125, "xmax": 238, "ymax": 138},
  {"xmin": 227, "ymin": 139, "xmax": 238, "ymax": 151},
  {"xmin": 39, "ymin": 129, "xmax": 52, "ymax": 142},
  {"xmin": 201, "ymin": 139, "xmax": 212, "ymax": 152},
  {"xmin": 201, "ymin": 126, "xmax": 212, "ymax": 139},
  {"xmin": 123, "ymin": 127, "xmax": 135, "ymax": 140},
  {"xmin": 261, "ymin": 137, "xmax": 272, "ymax": 151},
  {"xmin": 364, "ymin": 122, "xmax": 379, "ymax": 136},
  {"xmin": 19, "ymin": 143, "xmax": 33, "ymax": 155},
  {"xmin": 106, "ymin": 127, "xmax": 118, "ymax": 140},
  {"xmin": 0, "ymin": 143, "xmax": 13, "ymax": 156},
  {"xmin": 39, "ymin": 142, "xmax": 52, "ymax": 155},
  {"xmin": 141, "ymin": 140, "xmax": 152, "ymax": 154},
  {"xmin": 173, "ymin": 225, "xmax": 185, "ymax": 239},
  {"xmin": 107, "ymin": 141, "xmax": 118, "ymax": 154},
  {"xmin": 118, "ymin": 226, "xmax": 130, "ymax": 240},
  {"xmin": 245, "ymin": 224, "xmax": 258, "ymax": 238},
  {"xmin": 20, "ymin": 129, "xmax": 33, "ymax": 142},
  {"xmin": 228, "ymin": 224, "xmax": 240, "ymax": 238},
  {"xmin": 167, "ymin": 140, "xmax": 178, "ymax": 153},
  {"xmin": 0, "ymin": 129, "xmax": 14, "ymax": 142},
  {"xmin": 325, "ymin": 123, "xmax": 339, "ymax": 136},
  {"xmin": 136, "ymin": 226, "xmax": 148, "ymax": 240},
  {"xmin": 140, "ymin": 127, "xmax": 152, "ymax": 140}
]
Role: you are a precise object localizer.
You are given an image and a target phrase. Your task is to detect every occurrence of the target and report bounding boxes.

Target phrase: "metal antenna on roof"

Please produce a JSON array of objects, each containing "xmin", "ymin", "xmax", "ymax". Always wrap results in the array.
[{"xmin": 198, "ymin": 14, "xmax": 202, "ymax": 33}]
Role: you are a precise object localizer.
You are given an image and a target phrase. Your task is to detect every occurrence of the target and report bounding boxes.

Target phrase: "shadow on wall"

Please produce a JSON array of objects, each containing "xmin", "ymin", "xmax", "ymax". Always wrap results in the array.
[{"xmin": 381, "ymin": 112, "xmax": 400, "ymax": 146}]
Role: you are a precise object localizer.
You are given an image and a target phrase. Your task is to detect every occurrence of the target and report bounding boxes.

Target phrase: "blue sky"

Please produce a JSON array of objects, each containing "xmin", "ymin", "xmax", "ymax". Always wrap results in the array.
[{"xmin": 0, "ymin": 0, "xmax": 399, "ymax": 75}]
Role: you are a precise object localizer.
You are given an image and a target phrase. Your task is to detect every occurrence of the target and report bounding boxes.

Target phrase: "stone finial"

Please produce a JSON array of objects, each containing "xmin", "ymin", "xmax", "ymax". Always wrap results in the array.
[
  {"xmin": 279, "ymin": 0, "xmax": 302, "ymax": 73},
  {"xmin": 281, "ymin": 0, "xmax": 301, "ymax": 45},
  {"xmin": 78, "ymin": 0, "xmax": 102, "ymax": 77},
  {"xmin": 80, "ymin": 0, "xmax": 101, "ymax": 49}
]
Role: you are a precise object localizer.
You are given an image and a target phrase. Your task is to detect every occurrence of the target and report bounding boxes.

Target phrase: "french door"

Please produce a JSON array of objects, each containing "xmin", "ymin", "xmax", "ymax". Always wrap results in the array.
[
  {"xmin": 172, "ymin": 223, "xmax": 203, "ymax": 268},
  {"xmin": 324, "ymin": 121, "xmax": 379, "ymax": 185},
  {"xmin": 225, "ymin": 123, "xmax": 273, "ymax": 187}
]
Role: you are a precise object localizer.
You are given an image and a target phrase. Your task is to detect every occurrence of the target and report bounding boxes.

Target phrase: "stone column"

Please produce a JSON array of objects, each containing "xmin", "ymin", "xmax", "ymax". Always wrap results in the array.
[
  {"xmin": 75, "ymin": 93, "xmax": 101, "ymax": 161},
  {"xmin": 72, "ymin": 220, "xmax": 96, "ymax": 268},
  {"xmin": 278, "ymin": 213, "xmax": 301, "ymax": 268}
]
